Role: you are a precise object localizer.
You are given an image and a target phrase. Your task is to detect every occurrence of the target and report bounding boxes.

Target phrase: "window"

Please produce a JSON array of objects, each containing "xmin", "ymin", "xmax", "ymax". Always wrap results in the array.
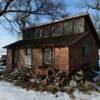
[
  {"xmin": 38, "ymin": 28, "xmax": 43, "ymax": 38},
  {"xmin": 64, "ymin": 20, "xmax": 73, "ymax": 34},
  {"xmin": 35, "ymin": 29, "xmax": 38, "ymax": 38},
  {"xmin": 24, "ymin": 48, "xmax": 32, "ymax": 67},
  {"xmin": 48, "ymin": 25, "xmax": 55, "ymax": 36},
  {"xmin": 25, "ymin": 48, "xmax": 31, "ymax": 56},
  {"xmin": 43, "ymin": 48, "xmax": 53, "ymax": 65},
  {"xmin": 50, "ymin": 25, "xmax": 55, "ymax": 33},
  {"xmin": 83, "ymin": 37, "xmax": 93, "ymax": 57},
  {"xmin": 83, "ymin": 47, "xmax": 91, "ymax": 57}
]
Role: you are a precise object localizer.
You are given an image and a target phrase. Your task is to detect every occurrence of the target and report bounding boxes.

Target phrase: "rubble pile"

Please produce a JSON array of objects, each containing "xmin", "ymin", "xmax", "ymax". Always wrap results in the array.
[{"xmin": 0, "ymin": 65, "xmax": 100, "ymax": 93}]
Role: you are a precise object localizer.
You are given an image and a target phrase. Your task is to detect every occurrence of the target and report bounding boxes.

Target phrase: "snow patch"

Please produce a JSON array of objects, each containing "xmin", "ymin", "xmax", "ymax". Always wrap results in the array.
[
  {"xmin": 0, "ymin": 81, "xmax": 71, "ymax": 100},
  {"xmin": 73, "ymin": 89, "xmax": 100, "ymax": 100},
  {"xmin": 0, "ymin": 81, "xmax": 100, "ymax": 100}
]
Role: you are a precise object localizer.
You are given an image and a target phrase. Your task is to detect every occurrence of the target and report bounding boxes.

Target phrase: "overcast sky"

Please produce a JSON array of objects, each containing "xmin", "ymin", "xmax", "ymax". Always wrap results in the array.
[{"xmin": 0, "ymin": 0, "xmax": 94, "ymax": 49}]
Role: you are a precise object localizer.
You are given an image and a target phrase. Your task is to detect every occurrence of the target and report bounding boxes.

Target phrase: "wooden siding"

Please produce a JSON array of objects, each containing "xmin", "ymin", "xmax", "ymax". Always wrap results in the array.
[
  {"xmin": 23, "ymin": 17, "xmax": 85, "ymax": 40},
  {"xmin": 54, "ymin": 47, "xmax": 69, "ymax": 74},
  {"xmin": 69, "ymin": 33, "xmax": 99, "ymax": 74}
]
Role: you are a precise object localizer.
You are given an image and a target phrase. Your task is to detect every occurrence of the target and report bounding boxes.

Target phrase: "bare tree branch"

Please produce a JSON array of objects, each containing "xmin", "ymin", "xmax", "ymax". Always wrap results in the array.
[{"xmin": 0, "ymin": 0, "xmax": 68, "ymax": 35}]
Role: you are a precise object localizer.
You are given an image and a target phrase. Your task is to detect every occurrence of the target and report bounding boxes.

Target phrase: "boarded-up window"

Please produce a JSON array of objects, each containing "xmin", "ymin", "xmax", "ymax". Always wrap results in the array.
[{"xmin": 44, "ymin": 48, "xmax": 52, "ymax": 65}]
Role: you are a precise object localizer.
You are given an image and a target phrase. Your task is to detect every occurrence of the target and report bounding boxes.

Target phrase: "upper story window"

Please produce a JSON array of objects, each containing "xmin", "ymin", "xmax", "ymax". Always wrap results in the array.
[
  {"xmin": 73, "ymin": 18, "xmax": 84, "ymax": 33},
  {"xmin": 47, "ymin": 25, "xmax": 55, "ymax": 36},
  {"xmin": 37, "ymin": 28, "xmax": 43, "ymax": 38},
  {"xmin": 50, "ymin": 25, "xmax": 55, "ymax": 33},
  {"xmin": 64, "ymin": 20, "xmax": 73, "ymax": 34},
  {"xmin": 39, "ymin": 29, "xmax": 43, "ymax": 37}
]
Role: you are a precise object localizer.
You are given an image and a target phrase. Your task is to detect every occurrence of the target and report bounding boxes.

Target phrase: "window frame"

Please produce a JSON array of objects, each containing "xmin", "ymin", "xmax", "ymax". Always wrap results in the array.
[
  {"xmin": 83, "ymin": 47, "xmax": 91, "ymax": 57},
  {"xmin": 43, "ymin": 48, "xmax": 53, "ymax": 65},
  {"xmin": 24, "ymin": 48, "xmax": 32, "ymax": 68}
]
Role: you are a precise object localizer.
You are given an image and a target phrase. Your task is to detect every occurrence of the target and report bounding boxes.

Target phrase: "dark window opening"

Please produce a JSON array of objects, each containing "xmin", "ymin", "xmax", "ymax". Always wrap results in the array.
[
  {"xmin": 37, "ymin": 28, "xmax": 43, "ymax": 38},
  {"xmin": 50, "ymin": 25, "xmax": 55, "ymax": 33},
  {"xmin": 83, "ymin": 47, "xmax": 91, "ymax": 57},
  {"xmin": 49, "ymin": 25, "xmax": 55, "ymax": 36}
]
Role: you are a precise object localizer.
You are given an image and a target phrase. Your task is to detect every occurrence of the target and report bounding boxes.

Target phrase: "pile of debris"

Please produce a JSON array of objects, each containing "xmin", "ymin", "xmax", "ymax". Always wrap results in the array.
[{"xmin": 0, "ymin": 65, "xmax": 100, "ymax": 93}]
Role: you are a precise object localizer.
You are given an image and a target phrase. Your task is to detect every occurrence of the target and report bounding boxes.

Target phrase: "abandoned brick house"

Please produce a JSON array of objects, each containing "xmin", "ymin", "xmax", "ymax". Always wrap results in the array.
[{"xmin": 4, "ymin": 13, "xmax": 100, "ymax": 76}]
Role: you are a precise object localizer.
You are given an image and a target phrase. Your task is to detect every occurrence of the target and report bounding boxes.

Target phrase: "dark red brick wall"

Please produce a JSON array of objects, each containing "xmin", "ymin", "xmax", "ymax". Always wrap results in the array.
[
  {"xmin": 6, "ymin": 33, "xmax": 99, "ymax": 76},
  {"xmin": 17, "ymin": 49, "xmax": 25, "ymax": 70},
  {"xmin": 6, "ymin": 49, "xmax": 12, "ymax": 72},
  {"xmin": 32, "ymin": 49, "xmax": 43, "ymax": 68},
  {"xmin": 33, "ymin": 47, "xmax": 69, "ymax": 75},
  {"xmin": 54, "ymin": 47, "xmax": 69, "ymax": 74}
]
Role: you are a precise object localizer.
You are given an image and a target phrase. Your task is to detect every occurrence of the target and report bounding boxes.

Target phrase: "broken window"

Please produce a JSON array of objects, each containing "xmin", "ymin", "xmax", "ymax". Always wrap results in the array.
[
  {"xmin": 43, "ymin": 48, "xmax": 53, "ymax": 65},
  {"xmin": 25, "ymin": 48, "xmax": 31, "ymax": 56},
  {"xmin": 37, "ymin": 28, "xmax": 43, "ymax": 38},
  {"xmin": 49, "ymin": 25, "xmax": 55, "ymax": 33},
  {"xmin": 48, "ymin": 25, "xmax": 55, "ymax": 36},
  {"xmin": 24, "ymin": 48, "xmax": 32, "ymax": 67}
]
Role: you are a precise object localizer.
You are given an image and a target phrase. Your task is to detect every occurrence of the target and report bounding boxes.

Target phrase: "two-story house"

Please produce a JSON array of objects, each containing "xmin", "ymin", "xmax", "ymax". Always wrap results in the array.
[{"xmin": 4, "ymin": 13, "xmax": 100, "ymax": 76}]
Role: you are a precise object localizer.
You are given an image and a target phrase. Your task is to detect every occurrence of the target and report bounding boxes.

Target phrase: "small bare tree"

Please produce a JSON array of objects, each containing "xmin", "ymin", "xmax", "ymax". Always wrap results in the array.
[{"xmin": 86, "ymin": 0, "xmax": 100, "ymax": 10}]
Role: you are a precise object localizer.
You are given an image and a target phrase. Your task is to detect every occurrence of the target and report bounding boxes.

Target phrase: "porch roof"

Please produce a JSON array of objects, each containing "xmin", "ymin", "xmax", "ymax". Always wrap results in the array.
[{"xmin": 4, "ymin": 33, "xmax": 87, "ymax": 48}]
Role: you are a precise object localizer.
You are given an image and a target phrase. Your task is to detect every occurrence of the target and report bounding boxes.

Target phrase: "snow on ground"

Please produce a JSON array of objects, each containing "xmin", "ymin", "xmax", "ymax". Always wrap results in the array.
[
  {"xmin": 73, "ymin": 90, "xmax": 100, "ymax": 100},
  {"xmin": 0, "ymin": 81, "xmax": 70, "ymax": 100},
  {"xmin": 0, "ymin": 81, "xmax": 100, "ymax": 100}
]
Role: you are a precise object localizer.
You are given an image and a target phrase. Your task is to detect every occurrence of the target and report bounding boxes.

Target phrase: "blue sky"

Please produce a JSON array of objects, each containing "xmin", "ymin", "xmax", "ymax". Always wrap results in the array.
[
  {"xmin": 0, "ymin": 0, "xmax": 93, "ymax": 49},
  {"xmin": 0, "ymin": 25, "xmax": 17, "ymax": 49}
]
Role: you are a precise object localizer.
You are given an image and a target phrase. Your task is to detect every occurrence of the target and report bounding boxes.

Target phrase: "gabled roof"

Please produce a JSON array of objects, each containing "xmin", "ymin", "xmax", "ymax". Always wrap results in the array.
[
  {"xmin": 4, "ymin": 33, "xmax": 87, "ymax": 48},
  {"xmin": 3, "ymin": 13, "xmax": 100, "ymax": 48},
  {"xmin": 22, "ymin": 13, "xmax": 100, "ymax": 47}
]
